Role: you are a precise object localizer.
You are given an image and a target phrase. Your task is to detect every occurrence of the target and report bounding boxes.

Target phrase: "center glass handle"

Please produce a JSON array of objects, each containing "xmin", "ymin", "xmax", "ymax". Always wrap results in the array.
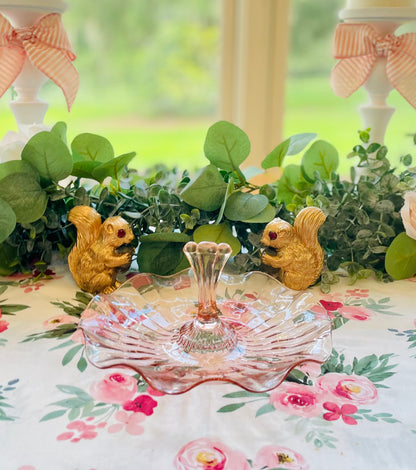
[{"xmin": 175, "ymin": 241, "xmax": 237, "ymax": 354}]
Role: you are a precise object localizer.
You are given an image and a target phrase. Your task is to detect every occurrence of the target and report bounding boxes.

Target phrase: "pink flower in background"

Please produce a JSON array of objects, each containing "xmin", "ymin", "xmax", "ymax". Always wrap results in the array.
[
  {"xmin": 131, "ymin": 274, "xmax": 153, "ymax": 290},
  {"xmin": 90, "ymin": 372, "xmax": 137, "ymax": 404},
  {"xmin": 21, "ymin": 282, "xmax": 44, "ymax": 293},
  {"xmin": 345, "ymin": 289, "xmax": 369, "ymax": 299},
  {"xmin": 319, "ymin": 292, "xmax": 344, "ymax": 303},
  {"xmin": 220, "ymin": 300, "xmax": 251, "ymax": 318},
  {"xmin": 123, "ymin": 394, "xmax": 158, "ymax": 416},
  {"xmin": 0, "ymin": 313, "xmax": 9, "ymax": 333},
  {"xmin": 147, "ymin": 385, "xmax": 165, "ymax": 397},
  {"xmin": 338, "ymin": 305, "xmax": 373, "ymax": 321},
  {"xmin": 323, "ymin": 402, "xmax": 358, "ymax": 425},
  {"xmin": 400, "ymin": 191, "xmax": 416, "ymax": 240},
  {"xmin": 319, "ymin": 300, "xmax": 343, "ymax": 311},
  {"xmin": 269, "ymin": 382, "xmax": 325, "ymax": 417},
  {"xmin": 57, "ymin": 420, "xmax": 103, "ymax": 443},
  {"xmin": 253, "ymin": 445, "xmax": 308, "ymax": 470},
  {"xmin": 316, "ymin": 373, "xmax": 378, "ymax": 405},
  {"xmin": 43, "ymin": 314, "xmax": 77, "ymax": 330},
  {"xmin": 107, "ymin": 410, "xmax": 145, "ymax": 436},
  {"xmin": 310, "ymin": 303, "xmax": 333, "ymax": 319},
  {"xmin": 174, "ymin": 438, "xmax": 250, "ymax": 470}
]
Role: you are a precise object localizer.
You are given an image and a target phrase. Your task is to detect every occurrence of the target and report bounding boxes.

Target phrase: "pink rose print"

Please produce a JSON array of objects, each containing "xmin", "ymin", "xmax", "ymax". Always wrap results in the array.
[
  {"xmin": 323, "ymin": 402, "xmax": 358, "ymax": 425},
  {"xmin": 131, "ymin": 274, "xmax": 153, "ymax": 290},
  {"xmin": 107, "ymin": 410, "xmax": 145, "ymax": 436},
  {"xmin": 123, "ymin": 394, "xmax": 158, "ymax": 416},
  {"xmin": 310, "ymin": 303, "xmax": 332, "ymax": 319},
  {"xmin": 43, "ymin": 314, "xmax": 77, "ymax": 331},
  {"xmin": 320, "ymin": 300, "xmax": 343, "ymax": 311},
  {"xmin": 219, "ymin": 301, "xmax": 253, "ymax": 328},
  {"xmin": 269, "ymin": 383, "xmax": 325, "ymax": 417},
  {"xmin": 20, "ymin": 282, "xmax": 44, "ymax": 293},
  {"xmin": 0, "ymin": 313, "xmax": 9, "ymax": 333},
  {"xmin": 220, "ymin": 300, "xmax": 251, "ymax": 318},
  {"xmin": 90, "ymin": 372, "xmax": 137, "ymax": 404},
  {"xmin": 345, "ymin": 289, "xmax": 369, "ymax": 299},
  {"xmin": 316, "ymin": 373, "xmax": 378, "ymax": 405},
  {"xmin": 253, "ymin": 445, "xmax": 308, "ymax": 470},
  {"xmin": 146, "ymin": 385, "xmax": 165, "ymax": 397},
  {"xmin": 313, "ymin": 298, "xmax": 373, "ymax": 322},
  {"xmin": 338, "ymin": 305, "xmax": 373, "ymax": 321},
  {"xmin": 174, "ymin": 438, "xmax": 250, "ymax": 470},
  {"xmin": 57, "ymin": 419, "xmax": 105, "ymax": 443}
]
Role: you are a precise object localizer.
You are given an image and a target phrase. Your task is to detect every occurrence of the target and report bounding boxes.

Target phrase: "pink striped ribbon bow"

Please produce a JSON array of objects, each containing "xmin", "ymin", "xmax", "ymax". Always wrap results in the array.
[
  {"xmin": 0, "ymin": 13, "xmax": 78, "ymax": 110},
  {"xmin": 331, "ymin": 23, "xmax": 416, "ymax": 109}
]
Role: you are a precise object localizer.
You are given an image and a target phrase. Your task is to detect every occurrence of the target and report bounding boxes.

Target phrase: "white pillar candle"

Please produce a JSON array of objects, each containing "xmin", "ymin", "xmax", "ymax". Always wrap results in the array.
[{"xmin": 347, "ymin": 0, "xmax": 416, "ymax": 7}]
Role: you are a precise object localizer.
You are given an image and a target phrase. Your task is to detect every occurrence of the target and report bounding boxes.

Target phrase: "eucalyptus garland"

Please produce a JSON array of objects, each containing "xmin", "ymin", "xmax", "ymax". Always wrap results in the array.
[{"xmin": 0, "ymin": 121, "xmax": 415, "ymax": 291}]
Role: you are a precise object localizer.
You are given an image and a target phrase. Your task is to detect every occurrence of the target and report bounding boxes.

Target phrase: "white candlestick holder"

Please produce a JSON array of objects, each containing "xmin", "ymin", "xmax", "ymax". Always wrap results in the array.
[
  {"xmin": 0, "ymin": 1, "xmax": 66, "ymax": 148},
  {"xmin": 339, "ymin": 7, "xmax": 416, "ymax": 145}
]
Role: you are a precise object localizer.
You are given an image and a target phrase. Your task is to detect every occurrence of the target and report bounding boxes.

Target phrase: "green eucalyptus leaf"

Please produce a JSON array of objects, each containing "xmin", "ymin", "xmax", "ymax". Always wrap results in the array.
[
  {"xmin": 262, "ymin": 133, "xmax": 316, "ymax": 169},
  {"xmin": 0, "ymin": 242, "xmax": 18, "ymax": 275},
  {"xmin": 276, "ymin": 164, "xmax": 305, "ymax": 205},
  {"xmin": 0, "ymin": 198, "xmax": 16, "ymax": 243},
  {"xmin": 71, "ymin": 133, "xmax": 114, "ymax": 162},
  {"xmin": 71, "ymin": 160, "xmax": 102, "ymax": 179},
  {"xmin": 21, "ymin": 131, "xmax": 72, "ymax": 182},
  {"xmin": 0, "ymin": 173, "xmax": 48, "ymax": 224},
  {"xmin": 139, "ymin": 232, "xmax": 190, "ymax": 243},
  {"xmin": 204, "ymin": 121, "xmax": 250, "ymax": 171},
  {"xmin": 242, "ymin": 203, "xmax": 275, "ymax": 223},
  {"xmin": 385, "ymin": 232, "xmax": 416, "ymax": 280},
  {"xmin": 224, "ymin": 192, "xmax": 268, "ymax": 221},
  {"xmin": 137, "ymin": 241, "xmax": 188, "ymax": 275},
  {"xmin": 261, "ymin": 139, "xmax": 289, "ymax": 169},
  {"xmin": 287, "ymin": 133, "xmax": 317, "ymax": 155},
  {"xmin": 193, "ymin": 223, "xmax": 241, "ymax": 255},
  {"xmin": 0, "ymin": 160, "xmax": 39, "ymax": 181},
  {"xmin": 91, "ymin": 152, "xmax": 136, "ymax": 182},
  {"xmin": 180, "ymin": 165, "xmax": 227, "ymax": 211},
  {"xmin": 301, "ymin": 140, "xmax": 339, "ymax": 182},
  {"xmin": 50, "ymin": 121, "xmax": 67, "ymax": 144}
]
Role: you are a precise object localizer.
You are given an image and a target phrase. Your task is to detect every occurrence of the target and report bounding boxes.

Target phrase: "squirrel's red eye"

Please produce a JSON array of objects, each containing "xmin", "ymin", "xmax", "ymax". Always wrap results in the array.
[
  {"xmin": 268, "ymin": 231, "xmax": 277, "ymax": 240},
  {"xmin": 117, "ymin": 229, "xmax": 126, "ymax": 238}
]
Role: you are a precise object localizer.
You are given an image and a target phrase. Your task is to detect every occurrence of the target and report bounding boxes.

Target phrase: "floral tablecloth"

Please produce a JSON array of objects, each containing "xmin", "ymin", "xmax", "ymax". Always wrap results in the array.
[{"xmin": 0, "ymin": 265, "xmax": 415, "ymax": 470}]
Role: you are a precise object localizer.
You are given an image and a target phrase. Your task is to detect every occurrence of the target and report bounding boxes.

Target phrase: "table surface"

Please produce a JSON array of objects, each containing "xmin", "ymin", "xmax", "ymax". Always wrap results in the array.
[{"xmin": 0, "ymin": 265, "xmax": 415, "ymax": 470}]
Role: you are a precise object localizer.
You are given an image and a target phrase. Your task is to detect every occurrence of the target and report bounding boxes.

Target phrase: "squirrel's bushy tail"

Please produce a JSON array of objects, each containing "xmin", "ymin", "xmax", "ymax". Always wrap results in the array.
[
  {"xmin": 294, "ymin": 207, "xmax": 326, "ymax": 252},
  {"xmin": 68, "ymin": 206, "xmax": 102, "ymax": 272}
]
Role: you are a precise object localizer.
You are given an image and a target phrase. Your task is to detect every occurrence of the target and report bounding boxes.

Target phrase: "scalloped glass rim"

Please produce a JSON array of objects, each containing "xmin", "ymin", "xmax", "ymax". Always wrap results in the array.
[{"xmin": 79, "ymin": 269, "xmax": 332, "ymax": 395}]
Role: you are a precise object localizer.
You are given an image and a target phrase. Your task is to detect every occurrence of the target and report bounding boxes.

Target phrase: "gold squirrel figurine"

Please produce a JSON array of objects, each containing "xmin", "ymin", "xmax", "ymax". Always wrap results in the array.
[
  {"xmin": 68, "ymin": 206, "xmax": 135, "ymax": 295},
  {"xmin": 261, "ymin": 207, "xmax": 326, "ymax": 290}
]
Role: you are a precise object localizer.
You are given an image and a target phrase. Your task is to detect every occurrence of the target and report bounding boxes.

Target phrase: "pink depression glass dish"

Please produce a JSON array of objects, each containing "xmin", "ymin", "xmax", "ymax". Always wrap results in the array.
[{"xmin": 79, "ymin": 241, "xmax": 332, "ymax": 394}]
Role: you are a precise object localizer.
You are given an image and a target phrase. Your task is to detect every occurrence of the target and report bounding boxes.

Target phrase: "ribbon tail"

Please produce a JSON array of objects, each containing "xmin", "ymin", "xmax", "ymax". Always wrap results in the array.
[
  {"xmin": 386, "ymin": 50, "xmax": 416, "ymax": 109},
  {"xmin": 26, "ymin": 43, "xmax": 79, "ymax": 111},
  {"xmin": 331, "ymin": 55, "xmax": 376, "ymax": 98},
  {"xmin": 0, "ymin": 47, "xmax": 25, "ymax": 99}
]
